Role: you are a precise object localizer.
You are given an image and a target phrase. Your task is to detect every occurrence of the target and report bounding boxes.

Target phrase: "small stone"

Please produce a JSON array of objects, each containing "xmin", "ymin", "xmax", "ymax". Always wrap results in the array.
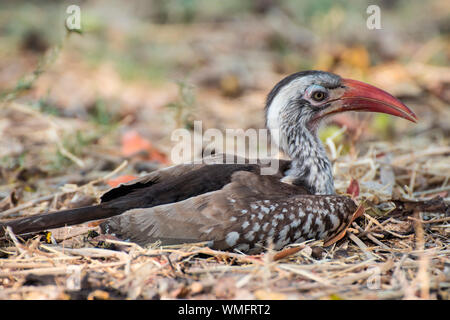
[{"xmin": 311, "ymin": 246, "xmax": 325, "ymax": 259}]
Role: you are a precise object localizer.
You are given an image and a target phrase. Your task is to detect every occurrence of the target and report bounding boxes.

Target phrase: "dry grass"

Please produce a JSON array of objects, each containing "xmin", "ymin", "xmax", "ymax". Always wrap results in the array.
[{"xmin": 0, "ymin": 134, "xmax": 448, "ymax": 300}]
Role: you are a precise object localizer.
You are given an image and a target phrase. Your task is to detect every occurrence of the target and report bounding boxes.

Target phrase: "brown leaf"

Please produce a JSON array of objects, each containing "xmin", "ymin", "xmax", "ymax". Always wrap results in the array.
[
  {"xmin": 273, "ymin": 246, "xmax": 303, "ymax": 261},
  {"xmin": 324, "ymin": 204, "xmax": 365, "ymax": 247},
  {"xmin": 120, "ymin": 130, "xmax": 168, "ymax": 164}
]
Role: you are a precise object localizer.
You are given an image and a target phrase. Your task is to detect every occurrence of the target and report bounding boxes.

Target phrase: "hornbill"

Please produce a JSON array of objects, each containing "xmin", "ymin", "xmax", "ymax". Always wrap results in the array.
[{"xmin": 0, "ymin": 71, "xmax": 417, "ymax": 253}]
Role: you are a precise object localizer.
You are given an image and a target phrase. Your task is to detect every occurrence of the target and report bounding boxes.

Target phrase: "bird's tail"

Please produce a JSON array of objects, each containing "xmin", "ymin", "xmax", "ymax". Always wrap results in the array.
[{"xmin": 0, "ymin": 203, "xmax": 120, "ymax": 238}]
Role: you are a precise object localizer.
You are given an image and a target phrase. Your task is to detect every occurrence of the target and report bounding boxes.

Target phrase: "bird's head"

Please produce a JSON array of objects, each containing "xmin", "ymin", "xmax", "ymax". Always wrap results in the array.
[{"xmin": 265, "ymin": 70, "xmax": 417, "ymax": 156}]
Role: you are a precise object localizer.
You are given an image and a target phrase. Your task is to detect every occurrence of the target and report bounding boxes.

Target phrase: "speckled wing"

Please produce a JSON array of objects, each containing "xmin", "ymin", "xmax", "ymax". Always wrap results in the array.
[{"xmin": 101, "ymin": 171, "xmax": 358, "ymax": 253}]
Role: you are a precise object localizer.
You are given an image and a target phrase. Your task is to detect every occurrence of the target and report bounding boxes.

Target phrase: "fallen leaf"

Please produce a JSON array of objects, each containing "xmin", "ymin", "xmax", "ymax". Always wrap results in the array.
[
  {"xmin": 346, "ymin": 178, "xmax": 360, "ymax": 199},
  {"xmin": 87, "ymin": 221, "xmax": 104, "ymax": 227},
  {"xmin": 106, "ymin": 175, "xmax": 138, "ymax": 188},
  {"xmin": 323, "ymin": 204, "xmax": 365, "ymax": 247},
  {"xmin": 273, "ymin": 246, "xmax": 303, "ymax": 261},
  {"xmin": 120, "ymin": 130, "xmax": 168, "ymax": 164}
]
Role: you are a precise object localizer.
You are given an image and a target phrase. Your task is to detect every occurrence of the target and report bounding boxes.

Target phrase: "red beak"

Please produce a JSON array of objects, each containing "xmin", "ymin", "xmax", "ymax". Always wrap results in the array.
[{"xmin": 318, "ymin": 78, "xmax": 417, "ymax": 123}]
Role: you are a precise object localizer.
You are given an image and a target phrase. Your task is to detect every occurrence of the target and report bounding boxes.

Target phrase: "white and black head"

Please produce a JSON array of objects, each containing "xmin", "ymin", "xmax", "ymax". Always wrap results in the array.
[{"xmin": 265, "ymin": 70, "xmax": 417, "ymax": 194}]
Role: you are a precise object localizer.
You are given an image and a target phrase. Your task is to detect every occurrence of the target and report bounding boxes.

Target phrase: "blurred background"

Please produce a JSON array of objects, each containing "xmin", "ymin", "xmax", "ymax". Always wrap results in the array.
[{"xmin": 0, "ymin": 0, "xmax": 448, "ymax": 204}]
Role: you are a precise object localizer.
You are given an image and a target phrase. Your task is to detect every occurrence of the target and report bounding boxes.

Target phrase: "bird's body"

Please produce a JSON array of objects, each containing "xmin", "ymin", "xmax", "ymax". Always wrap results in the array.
[
  {"xmin": 99, "ymin": 155, "xmax": 357, "ymax": 253},
  {"xmin": 0, "ymin": 71, "xmax": 417, "ymax": 253}
]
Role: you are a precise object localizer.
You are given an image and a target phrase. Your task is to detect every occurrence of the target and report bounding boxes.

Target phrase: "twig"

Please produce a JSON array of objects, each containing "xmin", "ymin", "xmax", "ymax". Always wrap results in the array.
[
  {"xmin": 277, "ymin": 264, "xmax": 334, "ymax": 286},
  {"xmin": 336, "ymin": 260, "xmax": 394, "ymax": 285},
  {"xmin": 5, "ymin": 226, "xmax": 27, "ymax": 255},
  {"xmin": 0, "ymin": 194, "xmax": 60, "ymax": 218},
  {"xmin": 392, "ymin": 147, "xmax": 450, "ymax": 166},
  {"xmin": 407, "ymin": 216, "xmax": 450, "ymax": 224},
  {"xmin": 412, "ymin": 211, "xmax": 430, "ymax": 299},
  {"xmin": 40, "ymin": 245, "xmax": 129, "ymax": 260},
  {"xmin": 366, "ymin": 233, "xmax": 391, "ymax": 250},
  {"xmin": 0, "ymin": 267, "xmax": 69, "ymax": 277},
  {"xmin": 348, "ymin": 233, "xmax": 376, "ymax": 260},
  {"xmin": 413, "ymin": 185, "xmax": 450, "ymax": 196},
  {"xmin": 363, "ymin": 214, "xmax": 412, "ymax": 239}
]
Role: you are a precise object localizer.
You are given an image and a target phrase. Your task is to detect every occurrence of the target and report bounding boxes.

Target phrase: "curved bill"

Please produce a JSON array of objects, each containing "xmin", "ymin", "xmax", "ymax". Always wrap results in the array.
[{"xmin": 319, "ymin": 78, "xmax": 418, "ymax": 123}]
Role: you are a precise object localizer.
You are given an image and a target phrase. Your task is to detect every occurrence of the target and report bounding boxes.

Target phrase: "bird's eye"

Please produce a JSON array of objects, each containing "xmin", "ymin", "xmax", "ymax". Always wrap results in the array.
[
  {"xmin": 305, "ymin": 85, "xmax": 329, "ymax": 104},
  {"xmin": 312, "ymin": 90, "xmax": 327, "ymax": 102}
]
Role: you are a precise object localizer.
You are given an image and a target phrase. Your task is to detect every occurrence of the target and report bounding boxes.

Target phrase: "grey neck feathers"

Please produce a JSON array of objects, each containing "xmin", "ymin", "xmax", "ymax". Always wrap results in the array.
[{"xmin": 280, "ymin": 124, "xmax": 335, "ymax": 195}]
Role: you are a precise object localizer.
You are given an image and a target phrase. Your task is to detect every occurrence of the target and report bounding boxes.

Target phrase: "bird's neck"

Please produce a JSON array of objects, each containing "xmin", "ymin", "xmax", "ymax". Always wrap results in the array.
[{"xmin": 281, "ymin": 127, "xmax": 335, "ymax": 195}]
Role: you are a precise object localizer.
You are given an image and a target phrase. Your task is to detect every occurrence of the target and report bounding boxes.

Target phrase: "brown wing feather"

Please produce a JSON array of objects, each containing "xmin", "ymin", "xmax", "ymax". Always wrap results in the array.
[
  {"xmin": 101, "ymin": 154, "xmax": 292, "ymax": 202},
  {"xmin": 101, "ymin": 171, "xmax": 357, "ymax": 253}
]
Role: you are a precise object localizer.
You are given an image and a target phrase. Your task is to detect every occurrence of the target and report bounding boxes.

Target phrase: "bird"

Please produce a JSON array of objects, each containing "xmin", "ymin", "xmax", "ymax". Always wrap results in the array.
[{"xmin": 0, "ymin": 70, "xmax": 417, "ymax": 254}]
